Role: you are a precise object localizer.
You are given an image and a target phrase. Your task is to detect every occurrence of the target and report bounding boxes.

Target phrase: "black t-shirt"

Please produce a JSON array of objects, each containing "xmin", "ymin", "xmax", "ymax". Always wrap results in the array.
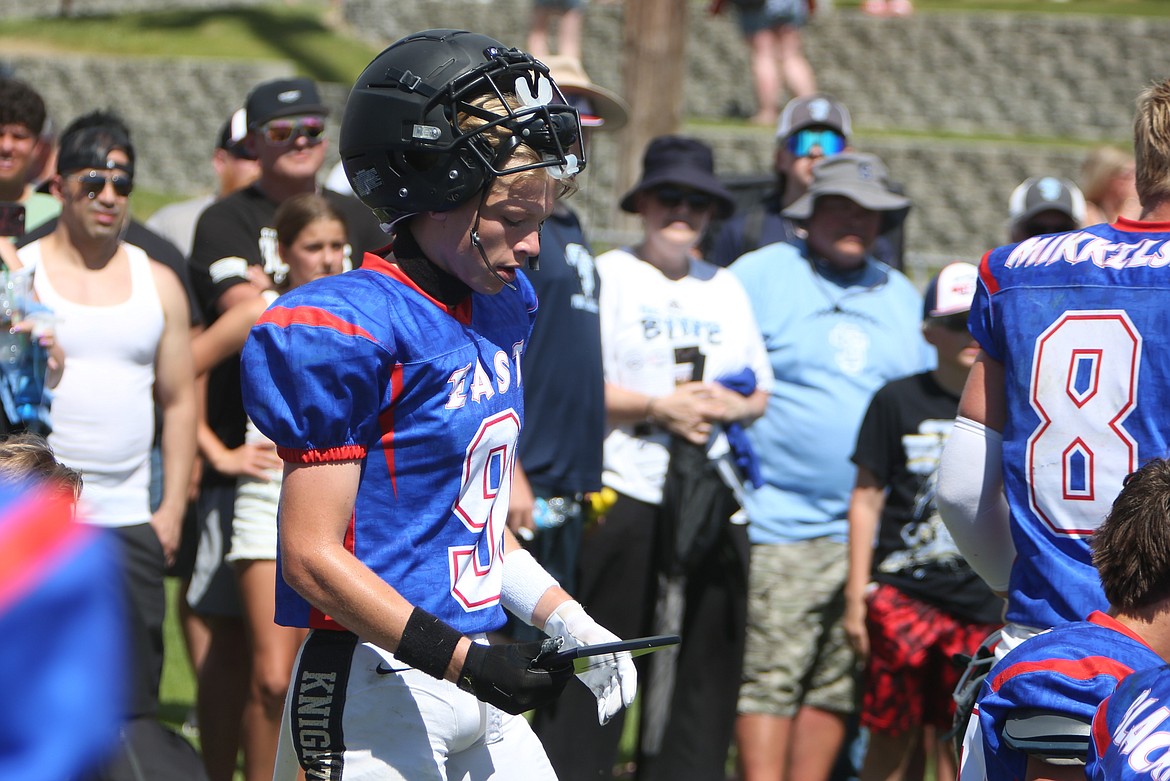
[
  {"xmin": 187, "ymin": 185, "xmax": 387, "ymax": 483},
  {"xmin": 852, "ymin": 371, "xmax": 1004, "ymax": 625},
  {"xmin": 188, "ymin": 185, "xmax": 386, "ymax": 325},
  {"xmin": 515, "ymin": 206, "xmax": 603, "ymax": 495}
]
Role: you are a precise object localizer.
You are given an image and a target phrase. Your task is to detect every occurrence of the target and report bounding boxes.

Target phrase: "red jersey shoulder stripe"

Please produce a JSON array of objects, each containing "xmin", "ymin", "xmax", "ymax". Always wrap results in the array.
[
  {"xmin": 991, "ymin": 655, "xmax": 1136, "ymax": 693},
  {"xmin": 361, "ymin": 253, "xmax": 473, "ymax": 325},
  {"xmin": 1114, "ymin": 216, "xmax": 1170, "ymax": 233},
  {"xmin": 978, "ymin": 248, "xmax": 1001, "ymax": 295},
  {"xmin": 259, "ymin": 305, "xmax": 378, "ymax": 343},
  {"xmin": 0, "ymin": 489, "xmax": 90, "ymax": 613}
]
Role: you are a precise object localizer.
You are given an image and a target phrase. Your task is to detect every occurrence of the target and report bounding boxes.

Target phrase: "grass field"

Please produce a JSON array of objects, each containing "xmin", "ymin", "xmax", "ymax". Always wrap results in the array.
[{"xmin": 160, "ymin": 578, "xmax": 198, "ymax": 730}]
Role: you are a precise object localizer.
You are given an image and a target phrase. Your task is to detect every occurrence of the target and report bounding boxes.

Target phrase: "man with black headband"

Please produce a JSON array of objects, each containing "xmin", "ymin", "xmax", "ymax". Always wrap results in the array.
[
  {"xmin": 239, "ymin": 29, "xmax": 635, "ymax": 779},
  {"xmin": 185, "ymin": 76, "xmax": 384, "ymax": 781},
  {"xmin": 12, "ymin": 109, "xmax": 198, "ymax": 767}
]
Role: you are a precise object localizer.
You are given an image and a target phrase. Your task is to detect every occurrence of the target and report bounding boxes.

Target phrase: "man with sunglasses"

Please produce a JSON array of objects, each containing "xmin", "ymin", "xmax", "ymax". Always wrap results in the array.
[
  {"xmin": 708, "ymin": 94, "xmax": 906, "ymax": 271},
  {"xmin": 842, "ymin": 261, "xmax": 1003, "ymax": 781},
  {"xmin": 186, "ymin": 76, "xmax": 385, "ymax": 781},
  {"xmin": 13, "ymin": 109, "xmax": 200, "ymax": 777}
]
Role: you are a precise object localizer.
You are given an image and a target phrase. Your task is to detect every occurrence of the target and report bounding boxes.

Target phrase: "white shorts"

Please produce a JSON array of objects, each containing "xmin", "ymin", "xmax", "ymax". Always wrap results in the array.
[
  {"xmin": 275, "ymin": 630, "xmax": 557, "ymax": 780},
  {"xmin": 226, "ymin": 471, "xmax": 281, "ymax": 563}
]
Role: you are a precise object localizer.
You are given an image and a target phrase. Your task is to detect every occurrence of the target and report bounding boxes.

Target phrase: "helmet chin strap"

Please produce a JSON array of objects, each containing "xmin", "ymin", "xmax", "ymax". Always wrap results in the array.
[
  {"xmin": 466, "ymin": 185, "xmax": 541, "ymax": 291},
  {"xmin": 468, "ymin": 195, "xmax": 517, "ymax": 292}
]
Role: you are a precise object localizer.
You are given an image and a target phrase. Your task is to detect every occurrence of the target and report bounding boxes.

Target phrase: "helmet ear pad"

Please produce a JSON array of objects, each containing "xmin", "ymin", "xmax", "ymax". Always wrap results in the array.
[{"xmin": 390, "ymin": 145, "xmax": 491, "ymax": 213}]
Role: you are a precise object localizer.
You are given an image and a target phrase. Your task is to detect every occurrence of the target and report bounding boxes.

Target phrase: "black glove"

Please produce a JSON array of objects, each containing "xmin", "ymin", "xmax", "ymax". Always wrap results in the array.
[{"xmin": 457, "ymin": 640, "xmax": 574, "ymax": 714}]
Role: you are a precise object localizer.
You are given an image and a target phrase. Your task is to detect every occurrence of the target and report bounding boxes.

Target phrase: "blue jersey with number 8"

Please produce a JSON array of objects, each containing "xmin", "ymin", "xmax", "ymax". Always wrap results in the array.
[{"xmin": 970, "ymin": 217, "xmax": 1170, "ymax": 630}]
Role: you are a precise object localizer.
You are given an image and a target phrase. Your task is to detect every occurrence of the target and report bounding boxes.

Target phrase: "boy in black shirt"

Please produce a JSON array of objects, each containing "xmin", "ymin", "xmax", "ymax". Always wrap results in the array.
[{"xmin": 843, "ymin": 262, "xmax": 1004, "ymax": 781}]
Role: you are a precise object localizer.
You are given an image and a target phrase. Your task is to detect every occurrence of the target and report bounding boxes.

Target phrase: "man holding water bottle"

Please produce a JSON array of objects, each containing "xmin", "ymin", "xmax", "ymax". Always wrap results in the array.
[{"xmin": 12, "ymin": 110, "xmax": 197, "ymax": 749}]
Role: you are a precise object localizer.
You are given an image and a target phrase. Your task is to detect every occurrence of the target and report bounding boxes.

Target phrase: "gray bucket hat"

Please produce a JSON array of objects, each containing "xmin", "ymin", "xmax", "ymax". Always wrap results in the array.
[{"xmin": 783, "ymin": 152, "xmax": 910, "ymax": 224}]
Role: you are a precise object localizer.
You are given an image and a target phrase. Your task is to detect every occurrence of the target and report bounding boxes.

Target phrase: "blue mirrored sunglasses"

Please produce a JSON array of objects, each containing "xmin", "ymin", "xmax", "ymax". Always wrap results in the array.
[{"xmin": 786, "ymin": 128, "xmax": 846, "ymax": 158}]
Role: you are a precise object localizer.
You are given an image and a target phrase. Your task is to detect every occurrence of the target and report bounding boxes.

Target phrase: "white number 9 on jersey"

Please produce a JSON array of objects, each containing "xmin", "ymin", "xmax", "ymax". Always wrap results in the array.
[
  {"xmin": 449, "ymin": 409, "xmax": 520, "ymax": 611},
  {"xmin": 1027, "ymin": 311, "xmax": 1141, "ymax": 538}
]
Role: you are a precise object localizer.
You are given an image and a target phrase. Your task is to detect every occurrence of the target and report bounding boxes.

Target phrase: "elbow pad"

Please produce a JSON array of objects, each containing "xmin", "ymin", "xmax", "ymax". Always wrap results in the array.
[
  {"xmin": 1001, "ymin": 710, "xmax": 1091, "ymax": 766},
  {"xmin": 936, "ymin": 416, "xmax": 1015, "ymax": 593}
]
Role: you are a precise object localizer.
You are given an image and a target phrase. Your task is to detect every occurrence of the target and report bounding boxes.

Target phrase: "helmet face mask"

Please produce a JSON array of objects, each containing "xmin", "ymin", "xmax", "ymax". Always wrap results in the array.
[{"xmin": 341, "ymin": 29, "xmax": 585, "ymax": 225}]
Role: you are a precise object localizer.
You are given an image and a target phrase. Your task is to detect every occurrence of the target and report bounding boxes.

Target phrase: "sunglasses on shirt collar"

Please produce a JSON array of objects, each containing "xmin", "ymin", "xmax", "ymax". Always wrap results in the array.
[{"xmin": 786, "ymin": 128, "xmax": 847, "ymax": 158}]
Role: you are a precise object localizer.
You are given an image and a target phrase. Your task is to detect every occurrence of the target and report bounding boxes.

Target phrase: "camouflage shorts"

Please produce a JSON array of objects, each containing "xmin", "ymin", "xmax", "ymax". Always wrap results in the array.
[{"xmin": 737, "ymin": 539, "xmax": 860, "ymax": 718}]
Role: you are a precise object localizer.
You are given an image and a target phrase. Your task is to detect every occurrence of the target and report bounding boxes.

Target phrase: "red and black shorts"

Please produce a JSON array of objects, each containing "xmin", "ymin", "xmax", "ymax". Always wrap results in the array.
[{"xmin": 861, "ymin": 582, "xmax": 1000, "ymax": 735}]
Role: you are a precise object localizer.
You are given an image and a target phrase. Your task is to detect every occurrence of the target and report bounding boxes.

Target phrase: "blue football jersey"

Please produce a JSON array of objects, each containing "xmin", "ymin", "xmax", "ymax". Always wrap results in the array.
[
  {"xmin": 241, "ymin": 253, "xmax": 537, "ymax": 636},
  {"xmin": 971, "ymin": 218, "xmax": 1170, "ymax": 630},
  {"xmin": 967, "ymin": 612, "xmax": 1161, "ymax": 781},
  {"xmin": 1088, "ymin": 664, "xmax": 1170, "ymax": 781},
  {"xmin": 0, "ymin": 483, "xmax": 125, "ymax": 781}
]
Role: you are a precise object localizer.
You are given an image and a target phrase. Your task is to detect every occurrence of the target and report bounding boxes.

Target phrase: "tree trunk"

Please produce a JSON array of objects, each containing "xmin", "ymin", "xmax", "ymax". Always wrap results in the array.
[{"xmin": 618, "ymin": 0, "xmax": 689, "ymax": 223}]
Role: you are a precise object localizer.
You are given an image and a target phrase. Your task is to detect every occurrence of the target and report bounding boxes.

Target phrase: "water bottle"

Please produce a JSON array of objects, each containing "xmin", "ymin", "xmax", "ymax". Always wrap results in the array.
[
  {"xmin": 517, "ymin": 497, "xmax": 573, "ymax": 541},
  {"xmin": 533, "ymin": 497, "xmax": 568, "ymax": 531}
]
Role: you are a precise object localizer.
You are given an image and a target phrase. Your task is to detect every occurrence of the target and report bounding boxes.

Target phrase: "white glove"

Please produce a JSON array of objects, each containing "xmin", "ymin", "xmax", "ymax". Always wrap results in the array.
[{"xmin": 543, "ymin": 600, "xmax": 637, "ymax": 725}]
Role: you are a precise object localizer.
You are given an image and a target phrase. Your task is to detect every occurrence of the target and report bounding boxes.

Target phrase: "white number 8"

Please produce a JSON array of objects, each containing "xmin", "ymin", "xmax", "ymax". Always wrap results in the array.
[{"xmin": 1027, "ymin": 311, "xmax": 1141, "ymax": 538}]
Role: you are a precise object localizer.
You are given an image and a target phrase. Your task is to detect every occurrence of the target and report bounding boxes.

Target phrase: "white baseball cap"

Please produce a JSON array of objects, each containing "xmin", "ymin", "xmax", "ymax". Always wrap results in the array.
[{"xmin": 923, "ymin": 261, "xmax": 979, "ymax": 319}]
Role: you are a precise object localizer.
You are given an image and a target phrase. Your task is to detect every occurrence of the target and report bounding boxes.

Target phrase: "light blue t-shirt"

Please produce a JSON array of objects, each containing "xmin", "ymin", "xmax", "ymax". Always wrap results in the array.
[{"xmin": 731, "ymin": 242, "xmax": 933, "ymax": 544}]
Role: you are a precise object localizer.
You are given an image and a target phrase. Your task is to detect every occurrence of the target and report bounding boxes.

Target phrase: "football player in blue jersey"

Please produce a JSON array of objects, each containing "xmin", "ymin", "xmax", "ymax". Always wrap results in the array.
[
  {"xmin": 958, "ymin": 457, "xmax": 1170, "ymax": 781},
  {"xmin": 240, "ymin": 29, "xmax": 636, "ymax": 780},
  {"xmin": 1088, "ymin": 664, "xmax": 1170, "ymax": 781},
  {"xmin": 938, "ymin": 75, "xmax": 1170, "ymax": 656}
]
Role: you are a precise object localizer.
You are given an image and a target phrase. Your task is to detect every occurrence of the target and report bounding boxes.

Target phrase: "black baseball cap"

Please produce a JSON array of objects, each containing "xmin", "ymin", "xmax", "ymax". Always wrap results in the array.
[{"xmin": 245, "ymin": 77, "xmax": 329, "ymax": 130}]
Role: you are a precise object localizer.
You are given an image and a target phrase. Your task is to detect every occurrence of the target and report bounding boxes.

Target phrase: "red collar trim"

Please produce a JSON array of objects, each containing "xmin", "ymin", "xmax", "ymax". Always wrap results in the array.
[
  {"xmin": 1113, "ymin": 216, "xmax": 1170, "ymax": 233},
  {"xmin": 1087, "ymin": 610, "xmax": 1153, "ymax": 649},
  {"xmin": 360, "ymin": 253, "xmax": 473, "ymax": 324}
]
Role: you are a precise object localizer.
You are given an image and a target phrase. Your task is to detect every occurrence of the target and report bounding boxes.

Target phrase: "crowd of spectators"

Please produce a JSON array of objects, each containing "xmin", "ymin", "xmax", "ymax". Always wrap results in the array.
[{"xmin": 2, "ymin": 4, "xmax": 1168, "ymax": 780}]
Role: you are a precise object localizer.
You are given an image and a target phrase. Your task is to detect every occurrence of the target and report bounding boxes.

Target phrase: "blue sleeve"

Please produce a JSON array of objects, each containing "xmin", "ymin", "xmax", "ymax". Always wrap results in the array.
[{"xmin": 241, "ymin": 293, "xmax": 393, "ymax": 463}]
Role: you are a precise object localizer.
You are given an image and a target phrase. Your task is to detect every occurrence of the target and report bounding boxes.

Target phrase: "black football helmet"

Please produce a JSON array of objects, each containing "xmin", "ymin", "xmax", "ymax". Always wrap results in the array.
[{"xmin": 340, "ymin": 29, "xmax": 585, "ymax": 225}]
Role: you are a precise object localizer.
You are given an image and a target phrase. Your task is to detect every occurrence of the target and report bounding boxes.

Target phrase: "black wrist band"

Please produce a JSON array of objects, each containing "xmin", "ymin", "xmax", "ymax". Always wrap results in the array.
[{"xmin": 394, "ymin": 607, "xmax": 463, "ymax": 680}]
